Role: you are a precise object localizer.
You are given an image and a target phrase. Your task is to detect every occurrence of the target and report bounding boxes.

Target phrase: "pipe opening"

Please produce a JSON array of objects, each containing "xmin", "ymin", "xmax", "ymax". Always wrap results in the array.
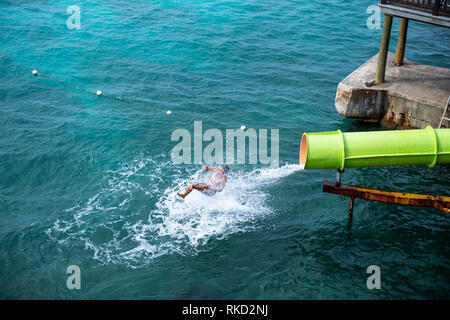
[{"xmin": 300, "ymin": 133, "xmax": 307, "ymax": 168}]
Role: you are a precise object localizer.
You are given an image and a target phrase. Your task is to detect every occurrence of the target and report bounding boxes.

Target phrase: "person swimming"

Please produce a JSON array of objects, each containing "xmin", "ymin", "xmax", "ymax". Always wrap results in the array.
[{"xmin": 177, "ymin": 165, "xmax": 229, "ymax": 199}]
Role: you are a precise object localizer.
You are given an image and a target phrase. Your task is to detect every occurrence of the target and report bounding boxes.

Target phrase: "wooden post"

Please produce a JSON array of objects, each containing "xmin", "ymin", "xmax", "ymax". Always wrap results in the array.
[
  {"xmin": 394, "ymin": 18, "xmax": 408, "ymax": 66},
  {"xmin": 375, "ymin": 14, "xmax": 393, "ymax": 83}
]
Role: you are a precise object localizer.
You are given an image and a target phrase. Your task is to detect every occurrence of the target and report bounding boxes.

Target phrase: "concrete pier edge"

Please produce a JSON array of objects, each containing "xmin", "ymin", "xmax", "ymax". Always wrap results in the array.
[{"xmin": 335, "ymin": 52, "xmax": 450, "ymax": 129}]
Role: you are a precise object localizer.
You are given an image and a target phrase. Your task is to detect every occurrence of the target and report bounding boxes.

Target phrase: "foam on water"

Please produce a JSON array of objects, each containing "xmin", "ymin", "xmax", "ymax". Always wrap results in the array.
[{"xmin": 46, "ymin": 155, "xmax": 302, "ymax": 267}]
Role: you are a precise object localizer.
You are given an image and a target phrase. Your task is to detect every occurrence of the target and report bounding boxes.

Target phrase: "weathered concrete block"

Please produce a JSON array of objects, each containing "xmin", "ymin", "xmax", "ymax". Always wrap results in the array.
[
  {"xmin": 335, "ymin": 52, "xmax": 450, "ymax": 128},
  {"xmin": 336, "ymin": 85, "xmax": 387, "ymax": 121}
]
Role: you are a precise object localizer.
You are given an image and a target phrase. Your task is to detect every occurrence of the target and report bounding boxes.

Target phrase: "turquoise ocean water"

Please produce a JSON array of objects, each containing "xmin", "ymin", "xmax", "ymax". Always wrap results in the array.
[{"xmin": 0, "ymin": 0, "xmax": 449, "ymax": 299}]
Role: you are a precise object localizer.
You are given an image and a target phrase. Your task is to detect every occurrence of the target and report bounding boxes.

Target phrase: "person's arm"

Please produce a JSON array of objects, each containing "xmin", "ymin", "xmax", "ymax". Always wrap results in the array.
[{"xmin": 202, "ymin": 166, "xmax": 218, "ymax": 172}]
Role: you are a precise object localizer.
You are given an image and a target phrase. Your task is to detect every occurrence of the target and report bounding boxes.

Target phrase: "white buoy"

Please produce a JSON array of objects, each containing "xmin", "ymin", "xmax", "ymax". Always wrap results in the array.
[
  {"xmin": 240, "ymin": 125, "xmax": 246, "ymax": 131},
  {"xmin": 32, "ymin": 70, "xmax": 38, "ymax": 76},
  {"xmin": 166, "ymin": 110, "xmax": 172, "ymax": 115},
  {"xmin": 96, "ymin": 90, "xmax": 102, "ymax": 96}
]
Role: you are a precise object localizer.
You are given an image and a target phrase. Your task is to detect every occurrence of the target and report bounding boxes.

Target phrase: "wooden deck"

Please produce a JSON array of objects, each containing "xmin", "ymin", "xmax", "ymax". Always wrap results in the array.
[{"xmin": 379, "ymin": 0, "xmax": 450, "ymax": 27}]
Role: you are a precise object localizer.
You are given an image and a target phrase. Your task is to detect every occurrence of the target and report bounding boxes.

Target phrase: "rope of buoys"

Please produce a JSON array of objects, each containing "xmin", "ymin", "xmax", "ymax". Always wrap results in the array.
[
  {"xmin": 10, "ymin": 61, "xmax": 302, "ymax": 135},
  {"xmin": 27, "ymin": 67, "xmax": 171, "ymax": 115}
]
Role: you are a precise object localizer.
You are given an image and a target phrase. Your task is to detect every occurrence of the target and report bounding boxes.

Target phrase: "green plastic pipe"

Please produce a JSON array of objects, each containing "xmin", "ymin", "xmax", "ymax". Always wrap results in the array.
[{"xmin": 299, "ymin": 126, "xmax": 450, "ymax": 170}]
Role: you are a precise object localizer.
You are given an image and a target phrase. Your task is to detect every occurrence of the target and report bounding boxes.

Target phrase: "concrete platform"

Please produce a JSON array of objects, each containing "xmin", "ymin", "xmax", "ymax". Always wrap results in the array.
[{"xmin": 335, "ymin": 52, "xmax": 450, "ymax": 128}]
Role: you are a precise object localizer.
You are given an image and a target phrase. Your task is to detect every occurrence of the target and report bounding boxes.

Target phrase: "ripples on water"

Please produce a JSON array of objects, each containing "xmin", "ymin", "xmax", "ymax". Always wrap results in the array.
[
  {"xmin": 0, "ymin": 0, "xmax": 449, "ymax": 299},
  {"xmin": 46, "ymin": 154, "xmax": 302, "ymax": 267}
]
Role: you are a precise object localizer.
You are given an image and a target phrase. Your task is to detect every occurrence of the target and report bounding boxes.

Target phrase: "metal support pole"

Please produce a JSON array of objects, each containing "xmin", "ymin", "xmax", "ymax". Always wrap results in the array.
[
  {"xmin": 348, "ymin": 197, "xmax": 355, "ymax": 228},
  {"xmin": 375, "ymin": 14, "xmax": 393, "ymax": 83},
  {"xmin": 394, "ymin": 18, "xmax": 408, "ymax": 66},
  {"xmin": 433, "ymin": 0, "xmax": 440, "ymax": 16},
  {"xmin": 336, "ymin": 169, "xmax": 344, "ymax": 187}
]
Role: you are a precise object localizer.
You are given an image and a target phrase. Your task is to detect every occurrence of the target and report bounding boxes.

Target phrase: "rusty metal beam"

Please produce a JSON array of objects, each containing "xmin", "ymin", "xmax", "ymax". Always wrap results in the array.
[{"xmin": 323, "ymin": 181, "xmax": 450, "ymax": 214}]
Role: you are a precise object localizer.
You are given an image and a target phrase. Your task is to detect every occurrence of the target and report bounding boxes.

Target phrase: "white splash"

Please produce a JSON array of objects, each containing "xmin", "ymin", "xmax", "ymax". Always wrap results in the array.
[{"xmin": 46, "ymin": 155, "xmax": 302, "ymax": 267}]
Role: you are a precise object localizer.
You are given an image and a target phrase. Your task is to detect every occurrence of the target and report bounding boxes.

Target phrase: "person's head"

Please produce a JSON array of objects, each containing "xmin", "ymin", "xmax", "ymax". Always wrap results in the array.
[{"xmin": 220, "ymin": 164, "xmax": 230, "ymax": 173}]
